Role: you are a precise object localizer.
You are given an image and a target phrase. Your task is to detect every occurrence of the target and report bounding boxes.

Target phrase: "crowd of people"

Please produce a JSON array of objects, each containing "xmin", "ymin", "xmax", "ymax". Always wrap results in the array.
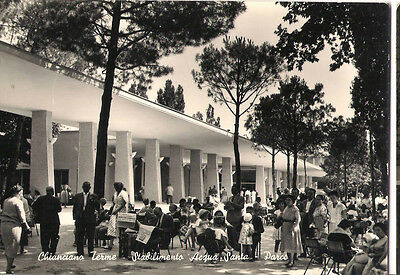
[
  {"xmin": 270, "ymin": 187, "xmax": 389, "ymax": 273},
  {"xmin": 0, "ymin": 180, "xmax": 389, "ymax": 274}
]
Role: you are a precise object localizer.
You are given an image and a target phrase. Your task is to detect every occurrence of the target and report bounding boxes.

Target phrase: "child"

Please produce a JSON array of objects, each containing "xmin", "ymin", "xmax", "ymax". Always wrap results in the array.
[
  {"xmin": 273, "ymin": 200, "xmax": 285, "ymax": 254},
  {"xmin": 213, "ymin": 210, "xmax": 233, "ymax": 252},
  {"xmin": 194, "ymin": 209, "xmax": 211, "ymax": 249},
  {"xmin": 183, "ymin": 213, "xmax": 198, "ymax": 251},
  {"xmin": 95, "ymin": 198, "xmax": 110, "ymax": 248},
  {"xmin": 239, "ymin": 213, "xmax": 255, "ymax": 261}
]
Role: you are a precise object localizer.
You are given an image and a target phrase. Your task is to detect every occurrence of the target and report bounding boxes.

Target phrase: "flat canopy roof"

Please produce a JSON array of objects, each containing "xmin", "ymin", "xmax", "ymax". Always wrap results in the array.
[{"xmin": 0, "ymin": 41, "xmax": 324, "ymax": 177}]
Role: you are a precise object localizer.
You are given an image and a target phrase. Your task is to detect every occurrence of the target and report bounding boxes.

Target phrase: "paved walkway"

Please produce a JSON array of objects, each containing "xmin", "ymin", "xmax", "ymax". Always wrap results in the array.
[{"xmin": 0, "ymin": 206, "xmax": 327, "ymax": 274}]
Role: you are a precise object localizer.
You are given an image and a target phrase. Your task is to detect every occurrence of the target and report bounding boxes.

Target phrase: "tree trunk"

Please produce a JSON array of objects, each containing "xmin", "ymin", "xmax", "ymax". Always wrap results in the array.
[
  {"xmin": 271, "ymin": 148, "xmax": 276, "ymax": 200},
  {"xmin": 344, "ymin": 155, "xmax": 348, "ymax": 201},
  {"xmin": 286, "ymin": 151, "xmax": 290, "ymax": 190},
  {"xmin": 379, "ymin": 161, "xmax": 388, "ymax": 196},
  {"xmin": 369, "ymin": 131, "xmax": 376, "ymax": 220},
  {"xmin": 233, "ymin": 106, "xmax": 241, "ymax": 189},
  {"xmin": 292, "ymin": 150, "xmax": 298, "ymax": 189},
  {"xmin": 93, "ymin": 0, "xmax": 121, "ymax": 197},
  {"xmin": 5, "ymin": 116, "xmax": 25, "ymax": 193},
  {"xmin": 303, "ymin": 157, "xmax": 307, "ymax": 187}
]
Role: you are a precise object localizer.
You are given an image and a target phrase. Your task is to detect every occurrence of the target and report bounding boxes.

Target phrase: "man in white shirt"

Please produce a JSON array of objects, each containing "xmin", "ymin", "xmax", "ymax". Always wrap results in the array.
[{"xmin": 327, "ymin": 190, "xmax": 347, "ymax": 233}]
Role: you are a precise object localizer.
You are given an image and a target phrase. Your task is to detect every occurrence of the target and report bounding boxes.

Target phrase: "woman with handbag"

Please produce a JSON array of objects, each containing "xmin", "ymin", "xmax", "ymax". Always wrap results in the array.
[
  {"xmin": 107, "ymin": 182, "xmax": 129, "ymax": 250},
  {"xmin": 280, "ymin": 195, "xmax": 303, "ymax": 268}
]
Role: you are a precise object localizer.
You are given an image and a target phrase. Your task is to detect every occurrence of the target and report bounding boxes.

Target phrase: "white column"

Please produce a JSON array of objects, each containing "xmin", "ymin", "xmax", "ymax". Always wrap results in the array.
[
  {"xmin": 190, "ymin": 149, "xmax": 203, "ymax": 202},
  {"xmin": 145, "ymin": 139, "xmax": 162, "ymax": 203},
  {"xmin": 169, "ymin": 145, "xmax": 185, "ymax": 203},
  {"xmin": 115, "ymin": 131, "xmax": 134, "ymax": 205},
  {"xmin": 78, "ymin": 122, "xmax": 96, "ymax": 191},
  {"xmin": 222, "ymin": 157, "xmax": 233, "ymax": 197},
  {"xmin": 30, "ymin": 110, "xmax": 54, "ymax": 193},
  {"xmin": 205, "ymin": 154, "xmax": 219, "ymax": 199},
  {"xmin": 256, "ymin": 166, "xmax": 266, "ymax": 204}
]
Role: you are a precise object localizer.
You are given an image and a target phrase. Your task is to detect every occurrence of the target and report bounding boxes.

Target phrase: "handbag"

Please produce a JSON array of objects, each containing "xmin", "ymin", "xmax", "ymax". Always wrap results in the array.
[{"xmin": 274, "ymin": 217, "xmax": 283, "ymax": 229}]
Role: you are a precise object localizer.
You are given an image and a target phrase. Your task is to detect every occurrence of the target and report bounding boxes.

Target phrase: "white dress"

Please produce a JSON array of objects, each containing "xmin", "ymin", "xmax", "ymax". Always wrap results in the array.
[
  {"xmin": 327, "ymin": 201, "xmax": 346, "ymax": 233},
  {"xmin": 107, "ymin": 191, "xmax": 129, "ymax": 238}
]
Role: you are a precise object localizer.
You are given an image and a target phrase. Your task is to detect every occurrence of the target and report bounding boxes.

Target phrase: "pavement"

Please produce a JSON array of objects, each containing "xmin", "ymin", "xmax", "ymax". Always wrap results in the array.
[{"xmin": 0, "ymin": 205, "xmax": 328, "ymax": 274}]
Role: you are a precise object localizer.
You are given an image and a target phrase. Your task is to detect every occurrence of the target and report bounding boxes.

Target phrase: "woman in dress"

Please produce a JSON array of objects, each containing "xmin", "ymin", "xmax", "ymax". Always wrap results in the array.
[
  {"xmin": 1, "ymin": 185, "xmax": 30, "ymax": 274},
  {"xmin": 313, "ymin": 195, "xmax": 328, "ymax": 238},
  {"xmin": 280, "ymin": 194, "xmax": 303, "ymax": 268},
  {"xmin": 107, "ymin": 182, "xmax": 129, "ymax": 250},
  {"xmin": 60, "ymin": 184, "xmax": 70, "ymax": 208}
]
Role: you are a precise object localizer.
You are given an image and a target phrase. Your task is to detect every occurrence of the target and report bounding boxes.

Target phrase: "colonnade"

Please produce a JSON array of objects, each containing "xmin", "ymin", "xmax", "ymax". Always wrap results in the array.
[{"xmin": 29, "ymin": 110, "xmax": 314, "ymax": 205}]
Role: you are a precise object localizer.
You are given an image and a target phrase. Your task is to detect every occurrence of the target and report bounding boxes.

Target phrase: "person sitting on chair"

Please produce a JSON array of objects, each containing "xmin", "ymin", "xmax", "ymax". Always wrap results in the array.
[
  {"xmin": 342, "ymin": 222, "xmax": 388, "ymax": 275},
  {"xmin": 137, "ymin": 198, "xmax": 149, "ymax": 224},
  {"xmin": 94, "ymin": 198, "xmax": 110, "ymax": 248},
  {"xmin": 327, "ymin": 219, "xmax": 356, "ymax": 262},
  {"xmin": 154, "ymin": 207, "xmax": 173, "ymax": 251},
  {"xmin": 194, "ymin": 209, "xmax": 211, "ymax": 248},
  {"xmin": 183, "ymin": 213, "xmax": 198, "ymax": 251},
  {"xmin": 168, "ymin": 204, "xmax": 181, "ymax": 242},
  {"xmin": 144, "ymin": 201, "xmax": 158, "ymax": 226},
  {"xmin": 213, "ymin": 210, "xmax": 233, "ymax": 252}
]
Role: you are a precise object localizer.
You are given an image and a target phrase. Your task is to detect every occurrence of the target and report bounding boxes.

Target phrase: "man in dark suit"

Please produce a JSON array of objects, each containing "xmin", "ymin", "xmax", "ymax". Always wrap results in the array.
[
  {"xmin": 73, "ymin": 182, "xmax": 99, "ymax": 256},
  {"xmin": 32, "ymin": 186, "xmax": 62, "ymax": 255},
  {"xmin": 154, "ymin": 207, "xmax": 174, "ymax": 250}
]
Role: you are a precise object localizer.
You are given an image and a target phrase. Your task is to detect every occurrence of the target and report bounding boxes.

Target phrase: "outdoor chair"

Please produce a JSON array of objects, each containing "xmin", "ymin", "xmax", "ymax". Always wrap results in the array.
[
  {"xmin": 322, "ymin": 241, "xmax": 353, "ymax": 275},
  {"xmin": 170, "ymin": 218, "xmax": 183, "ymax": 249},
  {"xmin": 303, "ymin": 238, "xmax": 325, "ymax": 275}
]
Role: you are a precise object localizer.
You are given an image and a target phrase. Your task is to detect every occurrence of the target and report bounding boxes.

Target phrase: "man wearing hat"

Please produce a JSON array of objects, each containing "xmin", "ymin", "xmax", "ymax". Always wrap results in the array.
[{"xmin": 32, "ymin": 186, "xmax": 62, "ymax": 255}]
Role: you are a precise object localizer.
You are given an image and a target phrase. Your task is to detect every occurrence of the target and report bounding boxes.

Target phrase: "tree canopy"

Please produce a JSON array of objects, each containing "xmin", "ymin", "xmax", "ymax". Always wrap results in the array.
[
  {"xmin": 156, "ymin": 80, "xmax": 185, "ymax": 112},
  {"xmin": 192, "ymin": 104, "xmax": 221, "ymax": 127},
  {"xmin": 193, "ymin": 36, "xmax": 283, "ymax": 187},
  {"xmin": 275, "ymin": 2, "xmax": 389, "ymax": 190},
  {"xmin": 254, "ymin": 76, "xmax": 334, "ymax": 188},
  {"xmin": 205, "ymin": 104, "xmax": 221, "ymax": 127},
  {"xmin": 322, "ymin": 116, "xmax": 368, "ymax": 199},
  {"xmin": 2, "ymin": 0, "xmax": 246, "ymax": 197}
]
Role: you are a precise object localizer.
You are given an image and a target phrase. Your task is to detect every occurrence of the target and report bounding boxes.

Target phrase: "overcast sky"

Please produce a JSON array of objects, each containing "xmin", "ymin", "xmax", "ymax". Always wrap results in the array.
[{"xmin": 147, "ymin": 2, "xmax": 358, "ymax": 135}]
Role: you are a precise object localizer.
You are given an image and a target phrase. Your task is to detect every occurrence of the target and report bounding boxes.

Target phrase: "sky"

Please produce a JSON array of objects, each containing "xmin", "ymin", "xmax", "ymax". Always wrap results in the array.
[{"xmin": 145, "ymin": 2, "xmax": 358, "ymax": 135}]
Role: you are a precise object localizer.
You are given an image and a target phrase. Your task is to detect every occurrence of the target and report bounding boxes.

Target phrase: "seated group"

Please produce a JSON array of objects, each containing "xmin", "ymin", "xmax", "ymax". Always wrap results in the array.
[{"xmin": 93, "ymin": 197, "xmax": 264, "ymax": 262}]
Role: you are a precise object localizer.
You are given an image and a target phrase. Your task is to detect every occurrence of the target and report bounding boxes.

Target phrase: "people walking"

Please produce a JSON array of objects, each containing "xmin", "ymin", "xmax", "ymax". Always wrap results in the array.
[
  {"xmin": 19, "ymin": 194, "xmax": 31, "ymax": 254},
  {"xmin": 73, "ymin": 182, "xmax": 99, "ymax": 256},
  {"xmin": 1, "ymin": 185, "xmax": 30, "ymax": 274},
  {"xmin": 32, "ymin": 186, "xmax": 62, "ymax": 256}
]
